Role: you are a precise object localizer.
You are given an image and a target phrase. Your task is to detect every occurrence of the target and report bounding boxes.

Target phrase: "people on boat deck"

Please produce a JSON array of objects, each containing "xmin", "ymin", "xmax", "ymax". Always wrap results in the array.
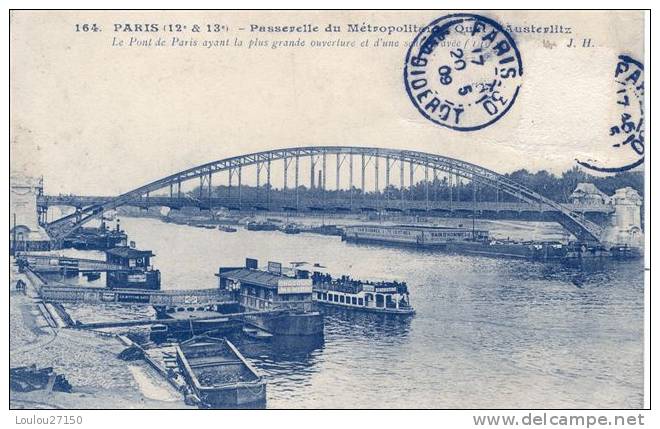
[{"xmin": 311, "ymin": 271, "xmax": 407, "ymax": 294}]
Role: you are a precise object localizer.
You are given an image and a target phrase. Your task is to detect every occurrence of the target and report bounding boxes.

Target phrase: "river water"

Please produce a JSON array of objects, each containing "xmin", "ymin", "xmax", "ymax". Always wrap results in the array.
[{"xmin": 81, "ymin": 216, "xmax": 645, "ymax": 408}]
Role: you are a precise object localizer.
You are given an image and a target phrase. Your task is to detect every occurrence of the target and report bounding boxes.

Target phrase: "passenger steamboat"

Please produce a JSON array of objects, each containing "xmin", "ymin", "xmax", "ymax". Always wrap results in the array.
[{"xmin": 292, "ymin": 263, "xmax": 414, "ymax": 315}]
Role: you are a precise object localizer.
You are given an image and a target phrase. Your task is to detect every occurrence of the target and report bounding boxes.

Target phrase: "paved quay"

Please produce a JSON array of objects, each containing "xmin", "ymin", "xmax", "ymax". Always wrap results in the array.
[{"xmin": 9, "ymin": 260, "xmax": 189, "ymax": 409}]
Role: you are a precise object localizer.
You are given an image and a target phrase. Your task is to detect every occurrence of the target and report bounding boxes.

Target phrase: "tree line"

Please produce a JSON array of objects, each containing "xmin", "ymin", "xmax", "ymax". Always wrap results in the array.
[{"xmin": 189, "ymin": 167, "xmax": 643, "ymax": 204}]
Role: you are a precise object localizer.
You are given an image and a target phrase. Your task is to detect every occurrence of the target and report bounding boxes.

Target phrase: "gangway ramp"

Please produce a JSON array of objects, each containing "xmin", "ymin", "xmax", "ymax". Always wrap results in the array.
[
  {"xmin": 38, "ymin": 285, "xmax": 237, "ymax": 307},
  {"xmin": 17, "ymin": 253, "xmax": 125, "ymax": 273}
]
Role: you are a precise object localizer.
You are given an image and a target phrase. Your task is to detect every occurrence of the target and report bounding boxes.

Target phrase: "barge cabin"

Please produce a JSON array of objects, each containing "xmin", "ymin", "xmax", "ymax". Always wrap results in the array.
[
  {"xmin": 217, "ymin": 259, "xmax": 314, "ymax": 313},
  {"xmin": 216, "ymin": 258, "xmax": 323, "ymax": 336},
  {"xmin": 342, "ymin": 224, "xmax": 489, "ymax": 247},
  {"xmin": 105, "ymin": 246, "xmax": 161, "ymax": 290}
]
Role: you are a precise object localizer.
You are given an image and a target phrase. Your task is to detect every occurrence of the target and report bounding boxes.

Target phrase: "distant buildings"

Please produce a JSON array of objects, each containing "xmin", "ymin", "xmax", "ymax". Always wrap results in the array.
[
  {"xmin": 568, "ymin": 182, "xmax": 643, "ymax": 249},
  {"xmin": 10, "ymin": 174, "xmax": 51, "ymax": 252},
  {"xmin": 569, "ymin": 183, "xmax": 611, "ymax": 205}
]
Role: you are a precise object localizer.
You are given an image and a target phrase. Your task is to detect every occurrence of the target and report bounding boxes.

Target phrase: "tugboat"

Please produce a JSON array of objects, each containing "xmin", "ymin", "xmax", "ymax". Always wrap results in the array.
[
  {"xmin": 246, "ymin": 221, "xmax": 278, "ymax": 231},
  {"xmin": 105, "ymin": 245, "xmax": 161, "ymax": 290},
  {"xmin": 63, "ymin": 220, "xmax": 128, "ymax": 250},
  {"xmin": 281, "ymin": 223, "xmax": 301, "ymax": 234},
  {"xmin": 292, "ymin": 263, "xmax": 414, "ymax": 315}
]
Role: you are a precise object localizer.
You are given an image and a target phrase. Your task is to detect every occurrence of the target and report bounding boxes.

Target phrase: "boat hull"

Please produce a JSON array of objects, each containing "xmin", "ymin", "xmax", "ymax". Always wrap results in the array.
[
  {"xmin": 177, "ymin": 338, "xmax": 266, "ymax": 408},
  {"xmin": 244, "ymin": 311, "xmax": 324, "ymax": 336},
  {"xmin": 198, "ymin": 383, "xmax": 266, "ymax": 409},
  {"xmin": 314, "ymin": 300, "xmax": 415, "ymax": 315}
]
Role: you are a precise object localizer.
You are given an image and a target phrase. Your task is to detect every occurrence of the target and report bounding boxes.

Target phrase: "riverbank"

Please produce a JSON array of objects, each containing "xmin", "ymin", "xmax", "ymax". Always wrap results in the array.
[
  {"xmin": 9, "ymin": 260, "xmax": 189, "ymax": 409},
  {"xmin": 117, "ymin": 207, "xmax": 570, "ymax": 243}
]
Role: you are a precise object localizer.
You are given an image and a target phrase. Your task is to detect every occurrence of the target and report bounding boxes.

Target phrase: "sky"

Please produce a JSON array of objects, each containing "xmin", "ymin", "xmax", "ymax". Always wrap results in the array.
[{"xmin": 10, "ymin": 10, "xmax": 645, "ymax": 195}]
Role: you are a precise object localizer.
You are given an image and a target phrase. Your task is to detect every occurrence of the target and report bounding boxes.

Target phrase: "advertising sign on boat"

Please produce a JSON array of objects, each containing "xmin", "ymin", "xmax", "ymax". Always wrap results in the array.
[{"xmin": 277, "ymin": 278, "xmax": 313, "ymax": 295}]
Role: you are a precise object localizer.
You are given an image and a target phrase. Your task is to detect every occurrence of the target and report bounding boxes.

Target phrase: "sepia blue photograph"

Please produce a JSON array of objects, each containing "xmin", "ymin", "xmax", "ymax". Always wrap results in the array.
[{"xmin": 7, "ymin": 7, "xmax": 649, "ymax": 422}]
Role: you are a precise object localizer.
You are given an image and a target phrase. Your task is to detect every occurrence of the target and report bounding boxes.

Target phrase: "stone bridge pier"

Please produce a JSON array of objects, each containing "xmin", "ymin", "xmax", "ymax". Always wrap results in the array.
[{"xmin": 601, "ymin": 187, "xmax": 644, "ymax": 250}]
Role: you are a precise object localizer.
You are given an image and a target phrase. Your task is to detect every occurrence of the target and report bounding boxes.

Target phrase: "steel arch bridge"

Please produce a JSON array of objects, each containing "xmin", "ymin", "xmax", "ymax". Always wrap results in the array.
[{"xmin": 45, "ymin": 146, "xmax": 603, "ymax": 243}]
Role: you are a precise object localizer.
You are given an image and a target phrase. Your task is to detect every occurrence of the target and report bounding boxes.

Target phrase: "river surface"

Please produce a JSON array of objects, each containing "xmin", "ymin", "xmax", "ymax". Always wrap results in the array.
[{"xmin": 73, "ymin": 216, "xmax": 645, "ymax": 408}]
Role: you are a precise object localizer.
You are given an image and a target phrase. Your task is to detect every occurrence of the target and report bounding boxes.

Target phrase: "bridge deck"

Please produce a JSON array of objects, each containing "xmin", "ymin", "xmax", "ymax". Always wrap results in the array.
[
  {"xmin": 18, "ymin": 254, "xmax": 125, "ymax": 272},
  {"xmin": 38, "ymin": 285, "xmax": 237, "ymax": 307},
  {"xmin": 39, "ymin": 195, "xmax": 614, "ymax": 214}
]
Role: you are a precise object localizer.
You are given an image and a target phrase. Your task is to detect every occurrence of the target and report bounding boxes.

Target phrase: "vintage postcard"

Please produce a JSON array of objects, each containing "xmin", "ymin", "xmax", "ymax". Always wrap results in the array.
[{"xmin": 9, "ymin": 9, "xmax": 647, "ymax": 414}]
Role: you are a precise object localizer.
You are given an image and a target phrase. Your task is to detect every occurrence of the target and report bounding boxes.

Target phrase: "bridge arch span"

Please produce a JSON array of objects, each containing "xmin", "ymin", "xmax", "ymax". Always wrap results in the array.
[{"xmin": 46, "ymin": 146, "xmax": 602, "ymax": 243}]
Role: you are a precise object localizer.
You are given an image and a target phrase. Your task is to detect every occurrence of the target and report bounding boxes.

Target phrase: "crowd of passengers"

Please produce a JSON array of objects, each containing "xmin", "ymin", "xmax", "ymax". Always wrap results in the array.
[{"xmin": 310, "ymin": 272, "xmax": 407, "ymax": 291}]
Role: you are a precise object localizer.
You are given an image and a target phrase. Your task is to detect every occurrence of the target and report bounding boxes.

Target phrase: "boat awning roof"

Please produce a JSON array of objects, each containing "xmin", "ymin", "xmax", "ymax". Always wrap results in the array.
[
  {"xmin": 219, "ymin": 268, "xmax": 282, "ymax": 289},
  {"xmin": 289, "ymin": 262, "xmax": 330, "ymax": 274},
  {"xmin": 105, "ymin": 247, "xmax": 154, "ymax": 258}
]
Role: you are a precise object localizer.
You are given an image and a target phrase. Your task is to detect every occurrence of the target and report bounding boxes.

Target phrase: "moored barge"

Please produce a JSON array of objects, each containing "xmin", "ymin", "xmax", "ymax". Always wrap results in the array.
[
  {"xmin": 246, "ymin": 221, "xmax": 278, "ymax": 231},
  {"xmin": 149, "ymin": 314, "xmax": 243, "ymax": 343},
  {"xmin": 342, "ymin": 224, "xmax": 489, "ymax": 247},
  {"xmin": 216, "ymin": 258, "xmax": 324, "ymax": 336},
  {"xmin": 306, "ymin": 224, "xmax": 343, "ymax": 236},
  {"xmin": 342, "ymin": 224, "xmax": 571, "ymax": 261},
  {"xmin": 281, "ymin": 223, "xmax": 301, "ymax": 234},
  {"xmin": 176, "ymin": 336, "xmax": 266, "ymax": 408}
]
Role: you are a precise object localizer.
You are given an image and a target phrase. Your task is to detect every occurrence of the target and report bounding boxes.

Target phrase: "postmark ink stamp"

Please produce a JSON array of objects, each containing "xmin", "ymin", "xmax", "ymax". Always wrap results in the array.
[
  {"xmin": 404, "ymin": 13, "xmax": 523, "ymax": 131},
  {"xmin": 576, "ymin": 55, "xmax": 645, "ymax": 173}
]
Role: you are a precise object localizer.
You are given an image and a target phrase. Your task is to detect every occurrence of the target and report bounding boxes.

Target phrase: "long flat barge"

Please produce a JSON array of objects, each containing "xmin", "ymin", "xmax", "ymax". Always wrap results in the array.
[{"xmin": 341, "ymin": 224, "xmax": 612, "ymax": 261}]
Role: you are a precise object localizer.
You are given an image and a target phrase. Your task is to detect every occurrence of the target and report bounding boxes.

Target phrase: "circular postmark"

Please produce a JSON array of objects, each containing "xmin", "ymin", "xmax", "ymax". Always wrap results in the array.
[
  {"xmin": 576, "ymin": 55, "xmax": 644, "ymax": 173},
  {"xmin": 404, "ymin": 13, "xmax": 523, "ymax": 131}
]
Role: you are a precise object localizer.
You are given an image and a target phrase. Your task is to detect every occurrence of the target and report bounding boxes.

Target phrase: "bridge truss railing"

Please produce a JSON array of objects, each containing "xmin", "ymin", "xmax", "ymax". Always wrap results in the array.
[
  {"xmin": 46, "ymin": 147, "xmax": 603, "ymax": 242},
  {"xmin": 40, "ymin": 195, "xmax": 614, "ymax": 214}
]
